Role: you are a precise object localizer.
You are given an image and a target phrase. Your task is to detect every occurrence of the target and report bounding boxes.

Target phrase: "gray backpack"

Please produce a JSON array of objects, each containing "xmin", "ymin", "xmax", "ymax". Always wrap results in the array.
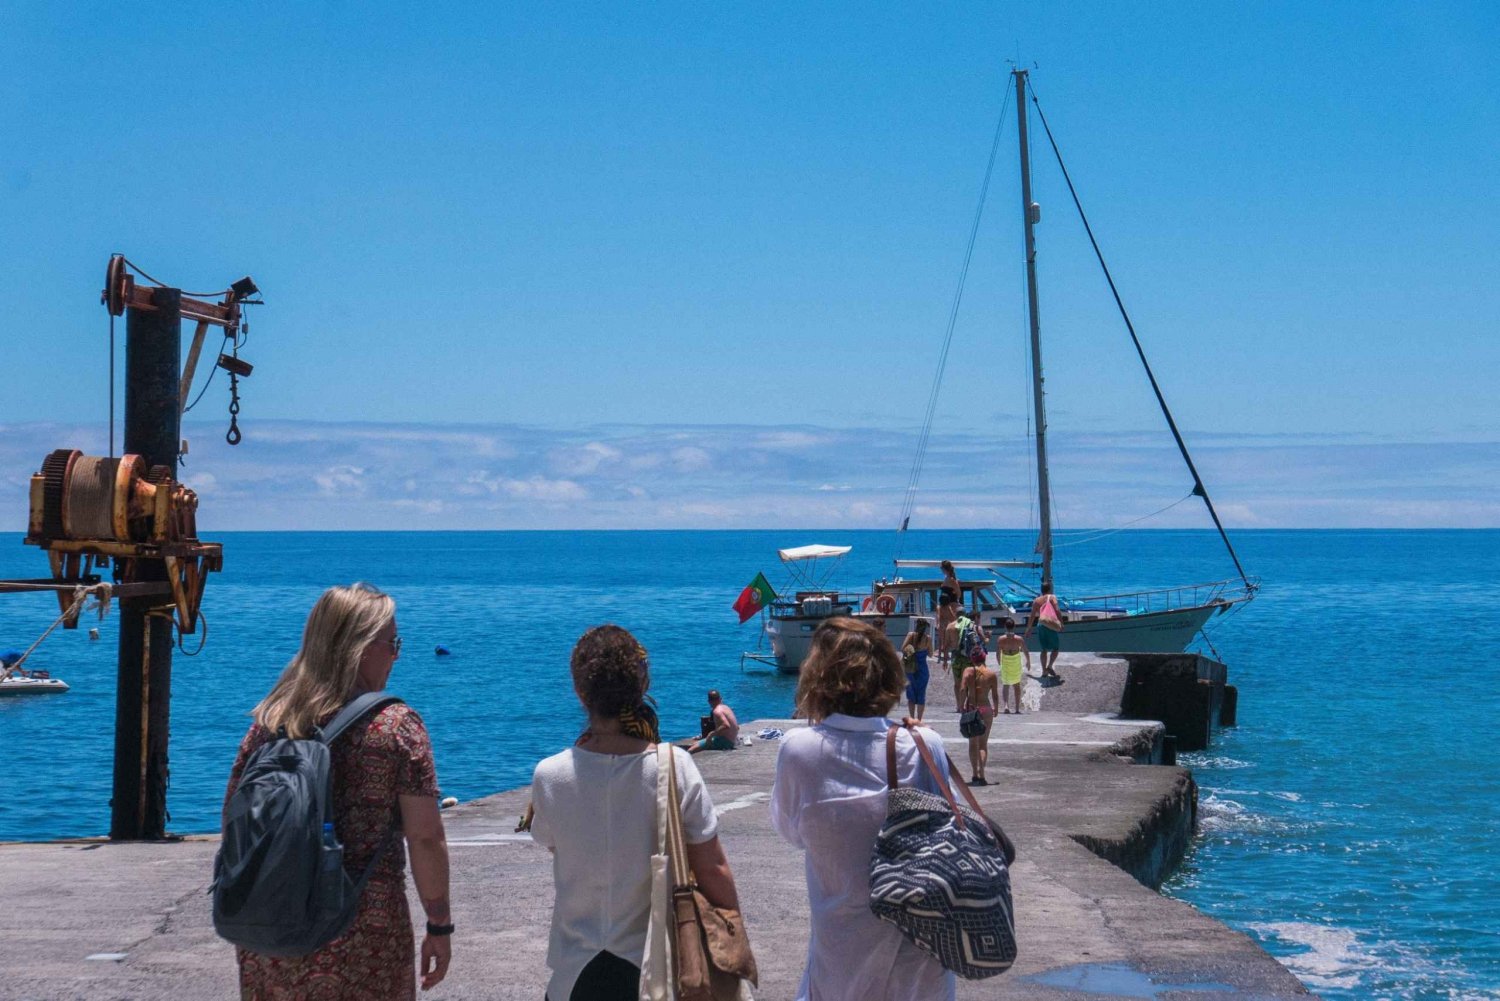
[{"xmin": 212, "ymin": 692, "xmax": 403, "ymax": 957}]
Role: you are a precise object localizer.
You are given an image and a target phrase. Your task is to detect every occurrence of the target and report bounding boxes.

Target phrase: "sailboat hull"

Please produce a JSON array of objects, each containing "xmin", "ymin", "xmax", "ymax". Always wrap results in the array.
[{"xmin": 1026, "ymin": 603, "xmax": 1220, "ymax": 654}]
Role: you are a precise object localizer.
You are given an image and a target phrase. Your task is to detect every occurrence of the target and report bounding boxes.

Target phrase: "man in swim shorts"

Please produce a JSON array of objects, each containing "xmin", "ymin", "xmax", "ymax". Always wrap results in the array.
[
  {"xmin": 688, "ymin": 689, "xmax": 739, "ymax": 753},
  {"xmin": 1024, "ymin": 582, "xmax": 1065, "ymax": 684}
]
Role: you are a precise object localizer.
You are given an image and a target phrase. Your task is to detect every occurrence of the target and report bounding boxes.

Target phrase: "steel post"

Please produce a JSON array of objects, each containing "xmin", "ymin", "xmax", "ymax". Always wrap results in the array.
[{"xmin": 110, "ymin": 287, "xmax": 180, "ymax": 840}]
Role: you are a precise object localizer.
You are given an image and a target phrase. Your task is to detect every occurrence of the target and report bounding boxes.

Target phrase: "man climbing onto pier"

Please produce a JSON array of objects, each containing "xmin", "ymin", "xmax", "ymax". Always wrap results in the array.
[{"xmin": 687, "ymin": 689, "xmax": 739, "ymax": 753}]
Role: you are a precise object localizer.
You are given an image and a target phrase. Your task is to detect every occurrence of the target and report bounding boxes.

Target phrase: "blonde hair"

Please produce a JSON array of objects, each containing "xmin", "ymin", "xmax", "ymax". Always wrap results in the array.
[
  {"xmin": 252, "ymin": 583, "xmax": 395, "ymax": 738},
  {"xmin": 795, "ymin": 617, "xmax": 904, "ymax": 723}
]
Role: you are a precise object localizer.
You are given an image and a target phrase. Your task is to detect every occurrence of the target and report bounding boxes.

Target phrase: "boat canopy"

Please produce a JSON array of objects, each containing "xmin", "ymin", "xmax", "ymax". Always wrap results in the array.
[
  {"xmin": 779, "ymin": 544, "xmax": 852, "ymax": 563},
  {"xmin": 895, "ymin": 559, "xmax": 1040, "ymax": 570}
]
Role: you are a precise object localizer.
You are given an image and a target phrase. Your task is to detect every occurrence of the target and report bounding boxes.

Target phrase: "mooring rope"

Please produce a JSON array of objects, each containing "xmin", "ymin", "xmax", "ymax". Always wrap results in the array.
[{"xmin": 1, "ymin": 583, "xmax": 112, "ymax": 677}]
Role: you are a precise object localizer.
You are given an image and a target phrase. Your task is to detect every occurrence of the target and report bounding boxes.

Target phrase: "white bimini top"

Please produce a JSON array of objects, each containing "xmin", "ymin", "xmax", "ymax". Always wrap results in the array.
[
  {"xmin": 770, "ymin": 714, "xmax": 957, "ymax": 1001},
  {"xmin": 530, "ymin": 745, "xmax": 718, "ymax": 1001}
]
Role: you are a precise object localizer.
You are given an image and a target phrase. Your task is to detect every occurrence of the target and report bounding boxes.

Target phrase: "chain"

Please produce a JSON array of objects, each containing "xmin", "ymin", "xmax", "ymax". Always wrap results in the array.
[{"xmin": 226, "ymin": 369, "xmax": 242, "ymax": 445}]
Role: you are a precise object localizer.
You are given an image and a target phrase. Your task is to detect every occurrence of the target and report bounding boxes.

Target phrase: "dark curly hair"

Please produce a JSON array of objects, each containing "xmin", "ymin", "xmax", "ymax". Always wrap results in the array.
[
  {"xmin": 571, "ymin": 624, "xmax": 650, "ymax": 718},
  {"xmin": 795, "ymin": 617, "xmax": 904, "ymax": 722}
]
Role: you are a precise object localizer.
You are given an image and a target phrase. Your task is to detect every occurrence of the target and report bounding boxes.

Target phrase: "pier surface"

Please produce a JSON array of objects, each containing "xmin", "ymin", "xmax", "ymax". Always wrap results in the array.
[{"xmin": 0, "ymin": 655, "xmax": 1311, "ymax": 999}]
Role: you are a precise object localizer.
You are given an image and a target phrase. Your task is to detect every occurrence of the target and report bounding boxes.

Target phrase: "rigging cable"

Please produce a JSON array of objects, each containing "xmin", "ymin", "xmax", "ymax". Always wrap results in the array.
[
  {"xmin": 121, "ymin": 257, "xmax": 233, "ymax": 299},
  {"xmin": 108, "ymin": 312, "xmax": 115, "ymax": 459},
  {"xmin": 894, "ymin": 83, "xmax": 1012, "ymax": 561},
  {"xmin": 1024, "ymin": 80, "xmax": 1253, "ymax": 590},
  {"xmin": 182, "ymin": 333, "xmax": 231, "ymax": 414},
  {"xmin": 1052, "ymin": 489, "xmax": 1195, "ymax": 548}
]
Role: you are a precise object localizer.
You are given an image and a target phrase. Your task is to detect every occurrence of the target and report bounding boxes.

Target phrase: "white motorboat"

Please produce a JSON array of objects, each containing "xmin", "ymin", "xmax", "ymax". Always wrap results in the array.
[{"xmin": 759, "ymin": 549, "xmax": 1025, "ymax": 673}]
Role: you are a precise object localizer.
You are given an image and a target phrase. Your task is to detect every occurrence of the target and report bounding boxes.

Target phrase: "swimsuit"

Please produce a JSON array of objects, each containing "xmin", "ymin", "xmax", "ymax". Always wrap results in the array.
[
  {"xmin": 1036, "ymin": 598, "xmax": 1062, "ymax": 651},
  {"xmin": 999, "ymin": 649, "xmax": 1023, "ymax": 686}
]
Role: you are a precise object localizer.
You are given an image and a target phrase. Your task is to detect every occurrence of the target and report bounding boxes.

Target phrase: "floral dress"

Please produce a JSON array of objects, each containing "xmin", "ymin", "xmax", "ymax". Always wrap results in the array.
[{"xmin": 225, "ymin": 704, "xmax": 439, "ymax": 1001}]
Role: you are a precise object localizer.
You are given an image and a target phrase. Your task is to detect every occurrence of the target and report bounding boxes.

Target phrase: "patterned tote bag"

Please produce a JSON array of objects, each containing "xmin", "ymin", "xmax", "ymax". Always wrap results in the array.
[{"xmin": 869, "ymin": 721, "xmax": 1018, "ymax": 979}]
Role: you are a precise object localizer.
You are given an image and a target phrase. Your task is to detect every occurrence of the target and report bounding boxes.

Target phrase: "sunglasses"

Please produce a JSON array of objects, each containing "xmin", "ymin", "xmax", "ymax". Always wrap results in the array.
[{"xmin": 384, "ymin": 635, "xmax": 403, "ymax": 654}]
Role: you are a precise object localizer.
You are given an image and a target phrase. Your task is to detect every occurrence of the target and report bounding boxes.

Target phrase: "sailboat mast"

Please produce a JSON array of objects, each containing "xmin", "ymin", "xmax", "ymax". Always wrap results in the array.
[{"xmin": 1015, "ymin": 69, "xmax": 1052, "ymax": 587}]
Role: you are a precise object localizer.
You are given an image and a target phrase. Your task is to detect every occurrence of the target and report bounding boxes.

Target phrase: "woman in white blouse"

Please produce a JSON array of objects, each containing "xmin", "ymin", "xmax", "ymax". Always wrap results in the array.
[
  {"xmin": 771, "ymin": 617, "xmax": 957, "ymax": 1001},
  {"xmin": 530, "ymin": 626, "xmax": 742, "ymax": 1001}
]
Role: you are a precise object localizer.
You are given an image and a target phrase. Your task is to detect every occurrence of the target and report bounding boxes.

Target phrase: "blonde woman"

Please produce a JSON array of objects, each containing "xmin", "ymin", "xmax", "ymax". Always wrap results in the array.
[
  {"xmin": 224, "ymin": 583, "xmax": 451, "ymax": 1000},
  {"xmin": 771, "ymin": 617, "xmax": 957, "ymax": 1001}
]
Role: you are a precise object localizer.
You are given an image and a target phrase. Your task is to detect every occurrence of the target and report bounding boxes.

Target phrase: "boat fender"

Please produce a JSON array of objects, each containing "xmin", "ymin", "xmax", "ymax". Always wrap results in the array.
[
  {"xmin": 860, "ymin": 596, "xmax": 875, "ymax": 613},
  {"xmin": 434, "ymin": 645, "xmax": 451, "ymax": 656},
  {"xmin": 874, "ymin": 594, "xmax": 896, "ymax": 615}
]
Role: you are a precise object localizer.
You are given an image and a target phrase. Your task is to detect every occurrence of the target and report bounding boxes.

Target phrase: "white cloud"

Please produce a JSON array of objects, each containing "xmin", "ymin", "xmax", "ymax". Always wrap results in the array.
[
  {"xmin": 313, "ymin": 465, "xmax": 366, "ymax": 496},
  {"xmin": 0, "ymin": 419, "xmax": 1494, "ymax": 529}
]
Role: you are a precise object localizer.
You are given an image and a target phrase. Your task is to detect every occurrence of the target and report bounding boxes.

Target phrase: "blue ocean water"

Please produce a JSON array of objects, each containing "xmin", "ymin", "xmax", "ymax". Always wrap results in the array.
[{"xmin": 0, "ymin": 529, "xmax": 1495, "ymax": 1000}]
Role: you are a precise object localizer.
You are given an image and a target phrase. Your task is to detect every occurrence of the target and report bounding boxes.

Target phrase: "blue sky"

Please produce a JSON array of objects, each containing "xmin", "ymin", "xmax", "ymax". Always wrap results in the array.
[{"xmin": 2, "ymin": 3, "xmax": 1497, "ymax": 527}]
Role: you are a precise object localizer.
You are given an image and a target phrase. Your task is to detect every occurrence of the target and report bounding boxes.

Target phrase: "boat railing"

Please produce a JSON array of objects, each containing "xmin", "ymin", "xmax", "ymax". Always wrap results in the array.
[{"xmin": 1062, "ymin": 576, "xmax": 1260, "ymax": 616}]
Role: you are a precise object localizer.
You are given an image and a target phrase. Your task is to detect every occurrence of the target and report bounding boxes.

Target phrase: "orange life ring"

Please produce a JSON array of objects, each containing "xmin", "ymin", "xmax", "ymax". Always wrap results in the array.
[
  {"xmin": 861, "ymin": 596, "xmax": 875, "ymax": 613},
  {"xmin": 874, "ymin": 594, "xmax": 896, "ymax": 615}
]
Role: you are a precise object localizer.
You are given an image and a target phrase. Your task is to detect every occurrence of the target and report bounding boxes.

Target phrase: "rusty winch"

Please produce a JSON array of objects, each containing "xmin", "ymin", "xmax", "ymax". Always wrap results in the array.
[{"xmin": 25, "ymin": 448, "xmax": 221, "ymax": 633}]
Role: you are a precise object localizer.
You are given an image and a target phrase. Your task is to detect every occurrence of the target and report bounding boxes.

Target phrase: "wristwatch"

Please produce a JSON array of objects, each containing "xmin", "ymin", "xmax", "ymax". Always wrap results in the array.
[{"xmin": 426, "ymin": 920, "xmax": 455, "ymax": 936}]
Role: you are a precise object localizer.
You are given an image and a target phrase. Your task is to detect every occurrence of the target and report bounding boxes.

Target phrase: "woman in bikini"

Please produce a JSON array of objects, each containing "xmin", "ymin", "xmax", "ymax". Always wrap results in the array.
[
  {"xmin": 995, "ymin": 618, "xmax": 1029, "ymax": 715},
  {"xmin": 936, "ymin": 560, "xmax": 960, "ymax": 667},
  {"xmin": 960, "ymin": 652, "xmax": 1001, "ymax": 785}
]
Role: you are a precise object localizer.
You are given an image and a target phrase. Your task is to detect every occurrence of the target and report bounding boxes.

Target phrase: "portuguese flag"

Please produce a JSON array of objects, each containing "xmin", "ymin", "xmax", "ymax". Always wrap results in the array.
[{"xmin": 733, "ymin": 572, "xmax": 776, "ymax": 623}]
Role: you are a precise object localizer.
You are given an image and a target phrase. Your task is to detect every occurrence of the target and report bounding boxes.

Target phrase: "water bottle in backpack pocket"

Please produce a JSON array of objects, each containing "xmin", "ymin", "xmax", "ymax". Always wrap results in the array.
[{"xmin": 318, "ymin": 822, "xmax": 347, "ymax": 916}]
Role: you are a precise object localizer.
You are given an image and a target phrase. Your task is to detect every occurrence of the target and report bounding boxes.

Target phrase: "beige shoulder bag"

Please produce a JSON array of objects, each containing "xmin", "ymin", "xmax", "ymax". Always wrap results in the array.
[{"xmin": 664, "ymin": 746, "xmax": 758, "ymax": 1001}]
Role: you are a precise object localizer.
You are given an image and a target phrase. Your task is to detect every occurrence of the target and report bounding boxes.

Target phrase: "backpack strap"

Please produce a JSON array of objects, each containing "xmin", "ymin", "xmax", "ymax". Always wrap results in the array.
[
  {"xmin": 319, "ymin": 691, "xmax": 404, "ymax": 745},
  {"xmin": 320, "ymin": 691, "xmax": 409, "ymax": 892}
]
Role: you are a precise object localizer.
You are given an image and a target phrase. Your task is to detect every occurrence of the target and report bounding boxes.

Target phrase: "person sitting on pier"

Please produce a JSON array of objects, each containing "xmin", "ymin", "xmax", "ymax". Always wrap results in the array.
[
  {"xmin": 772, "ymin": 616, "xmax": 959, "ymax": 1001},
  {"xmin": 530, "ymin": 625, "xmax": 742, "ymax": 1001},
  {"xmin": 224, "ymin": 583, "xmax": 452, "ymax": 1000},
  {"xmin": 687, "ymin": 688, "xmax": 739, "ymax": 753}
]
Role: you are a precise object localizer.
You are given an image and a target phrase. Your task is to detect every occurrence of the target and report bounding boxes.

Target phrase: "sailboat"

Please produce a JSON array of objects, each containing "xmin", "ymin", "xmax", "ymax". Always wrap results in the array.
[{"xmin": 889, "ymin": 69, "xmax": 1258, "ymax": 655}]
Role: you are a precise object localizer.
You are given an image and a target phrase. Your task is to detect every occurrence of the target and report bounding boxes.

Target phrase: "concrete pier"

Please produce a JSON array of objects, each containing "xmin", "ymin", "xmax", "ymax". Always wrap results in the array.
[{"xmin": 0, "ymin": 655, "xmax": 1311, "ymax": 1000}]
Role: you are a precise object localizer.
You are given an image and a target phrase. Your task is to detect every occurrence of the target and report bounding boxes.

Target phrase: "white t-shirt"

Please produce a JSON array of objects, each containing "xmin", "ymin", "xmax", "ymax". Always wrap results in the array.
[
  {"xmin": 770, "ymin": 714, "xmax": 957, "ymax": 1001},
  {"xmin": 531, "ymin": 745, "xmax": 718, "ymax": 1001}
]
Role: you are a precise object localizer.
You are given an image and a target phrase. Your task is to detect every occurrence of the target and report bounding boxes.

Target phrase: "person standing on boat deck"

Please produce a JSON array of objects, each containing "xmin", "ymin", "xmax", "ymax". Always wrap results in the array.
[
  {"xmin": 224, "ymin": 583, "xmax": 452, "ymax": 1000},
  {"xmin": 771, "ymin": 617, "xmax": 958, "ymax": 1001},
  {"xmin": 901, "ymin": 618, "xmax": 932, "ymax": 721},
  {"xmin": 531, "ymin": 626, "xmax": 741, "ymax": 1001},
  {"xmin": 995, "ymin": 618, "xmax": 1029, "ymax": 714},
  {"xmin": 1024, "ymin": 582, "xmax": 1065, "ymax": 684},
  {"xmin": 687, "ymin": 689, "xmax": 739, "ymax": 753},
  {"xmin": 936, "ymin": 560, "xmax": 960, "ymax": 666}
]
